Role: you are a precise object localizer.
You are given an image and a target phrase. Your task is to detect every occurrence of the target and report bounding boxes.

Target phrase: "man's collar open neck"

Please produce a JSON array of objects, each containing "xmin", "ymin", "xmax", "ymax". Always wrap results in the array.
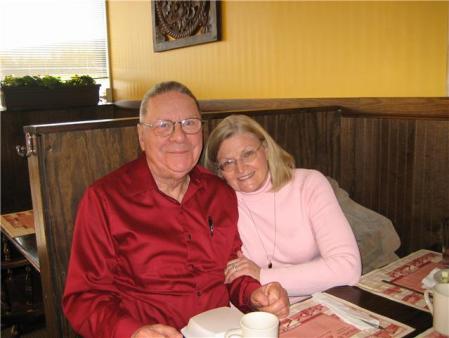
[{"xmin": 149, "ymin": 164, "xmax": 192, "ymax": 202}]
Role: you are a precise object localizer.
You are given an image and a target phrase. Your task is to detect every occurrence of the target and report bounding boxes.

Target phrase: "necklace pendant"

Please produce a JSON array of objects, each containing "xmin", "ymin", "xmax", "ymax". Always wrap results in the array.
[{"xmin": 268, "ymin": 262, "xmax": 272, "ymax": 269}]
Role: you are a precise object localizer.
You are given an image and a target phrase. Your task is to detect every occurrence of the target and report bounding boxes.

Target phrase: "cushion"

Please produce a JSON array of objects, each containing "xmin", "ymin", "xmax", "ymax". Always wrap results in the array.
[{"xmin": 327, "ymin": 177, "xmax": 401, "ymax": 274}]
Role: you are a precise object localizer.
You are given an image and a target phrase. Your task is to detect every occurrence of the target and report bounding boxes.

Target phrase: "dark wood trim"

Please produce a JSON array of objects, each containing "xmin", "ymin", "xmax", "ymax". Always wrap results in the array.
[
  {"xmin": 113, "ymin": 97, "xmax": 449, "ymax": 119},
  {"xmin": 23, "ymin": 107, "xmax": 343, "ymax": 134},
  {"xmin": 23, "ymin": 117, "xmax": 139, "ymax": 134},
  {"xmin": 27, "ymin": 144, "xmax": 58, "ymax": 337},
  {"xmin": 198, "ymin": 97, "xmax": 449, "ymax": 118},
  {"xmin": 202, "ymin": 106, "xmax": 342, "ymax": 119}
]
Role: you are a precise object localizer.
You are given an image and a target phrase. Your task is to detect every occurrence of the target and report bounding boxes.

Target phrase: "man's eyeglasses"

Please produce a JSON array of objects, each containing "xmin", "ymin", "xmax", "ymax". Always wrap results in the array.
[
  {"xmin": 139, "ymin": 118, "xmax": 203, "ymax": 137},
  {"xmin": 218, "ymin": 143, "xmax": 263, "ymax": 172}
]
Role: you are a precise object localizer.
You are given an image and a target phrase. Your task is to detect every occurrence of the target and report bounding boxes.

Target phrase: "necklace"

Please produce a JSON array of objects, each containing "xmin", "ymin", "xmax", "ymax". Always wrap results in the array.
[{"xmin": 241, "ymin": 193, "xmax": 277, "ymax": 269}]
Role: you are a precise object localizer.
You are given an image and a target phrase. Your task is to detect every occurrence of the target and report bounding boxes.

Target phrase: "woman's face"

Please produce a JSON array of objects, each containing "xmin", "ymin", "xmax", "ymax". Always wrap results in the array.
[{"xmin": 217, "ymin": 132, "xmax": 269, "ymax": 193}]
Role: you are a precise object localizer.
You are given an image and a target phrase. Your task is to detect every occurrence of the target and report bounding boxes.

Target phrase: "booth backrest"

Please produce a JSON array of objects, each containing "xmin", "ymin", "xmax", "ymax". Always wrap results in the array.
[
  {"xmin": 24, "ymin": 100, "xmax": 449, "ymax": 337},
  {"xmin": 25, "ymin": 106, "xmax": 342, "ymax": 337},
  {"xmin": 1, "ymin": 104, "xmax": 137, "ymax": 214}
]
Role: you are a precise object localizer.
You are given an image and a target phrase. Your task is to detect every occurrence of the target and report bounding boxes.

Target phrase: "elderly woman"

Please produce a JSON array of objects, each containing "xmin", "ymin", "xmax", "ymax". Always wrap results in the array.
[{"xmin": 204, "ymin": 115, "xmax": 361, "ymax": 299}]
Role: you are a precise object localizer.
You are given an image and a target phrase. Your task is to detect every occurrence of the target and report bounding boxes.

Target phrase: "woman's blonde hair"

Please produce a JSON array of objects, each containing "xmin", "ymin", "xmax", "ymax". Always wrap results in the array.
[{"xmin": 203, "ymin": 115, "xmax": 295, "ymax": 191}]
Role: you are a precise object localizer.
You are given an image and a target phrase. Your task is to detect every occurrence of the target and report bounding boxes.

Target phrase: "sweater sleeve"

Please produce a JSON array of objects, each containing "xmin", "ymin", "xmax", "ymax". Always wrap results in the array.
[
  {"xmin": 62, "ymin": 188, "xmax": 149, "ymax": 338},
  {"xmin": 260, "ymin": 171, "xmax": 361, "ymax": 296}
]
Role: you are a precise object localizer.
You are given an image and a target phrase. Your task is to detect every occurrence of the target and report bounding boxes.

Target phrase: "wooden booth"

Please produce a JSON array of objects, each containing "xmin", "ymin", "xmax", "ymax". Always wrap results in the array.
[{"xmin": 9, "ymin": 97, "xmax": 449, "ymax": 336}]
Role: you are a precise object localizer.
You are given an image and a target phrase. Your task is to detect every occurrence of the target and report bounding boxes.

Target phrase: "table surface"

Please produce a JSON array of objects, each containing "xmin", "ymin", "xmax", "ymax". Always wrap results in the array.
[
  {"xmin": 327, "ymin": 285, "xmax": 432, "ymax": 337},
  {"xmin": 0, "ymin": 210, "xmax": 39, "ymax": 271},
  {"xmin": 1, "ymin": 231, "xmax": 39, "ymax": 272}
]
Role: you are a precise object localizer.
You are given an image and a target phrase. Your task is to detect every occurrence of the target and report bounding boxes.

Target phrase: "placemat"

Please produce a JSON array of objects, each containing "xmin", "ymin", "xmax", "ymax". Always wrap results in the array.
[
  {"xmin": 0, "ymin": 210, "xmax": 35, "ymax": 238},
  {"xmin": 280, "ymin": 293, "xmax": 414, "ymax": 338},
  {"xmin": 357, "ymin": 249, "xmax": 442, "ymax": 312}
]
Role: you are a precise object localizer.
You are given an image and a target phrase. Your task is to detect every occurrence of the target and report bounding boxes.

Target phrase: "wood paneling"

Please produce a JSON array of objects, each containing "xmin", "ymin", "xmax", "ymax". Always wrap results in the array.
[
  {"xmin": 199, "ymin": 98, "xmax": 449, "ymax": 255},
  {"xmin": 28, "ymin": 124, "xmax": 141, "ymax": 338},
  {"xmin": 339, "ymin": 117, "xmax": 449, "ymax": 255},
  {"xmin": 199, "ymin": 97, "xmax": 449, "ymax": 118},
  {"xmin": 202, "ymin": 107, "xmax": 342, "ymax": 178}
]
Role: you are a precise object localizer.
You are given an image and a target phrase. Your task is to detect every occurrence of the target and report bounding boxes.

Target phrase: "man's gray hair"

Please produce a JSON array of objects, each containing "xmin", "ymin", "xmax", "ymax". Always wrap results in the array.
[{"xmin": 139, "ymin": 81, "xmax": 200, "ymax": 121}]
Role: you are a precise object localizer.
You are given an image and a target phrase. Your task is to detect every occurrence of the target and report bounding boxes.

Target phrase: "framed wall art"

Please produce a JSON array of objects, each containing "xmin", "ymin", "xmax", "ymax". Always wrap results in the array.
[{"xmin": 151, "ymin": 0, "xmax": 220, "ymax": 52}]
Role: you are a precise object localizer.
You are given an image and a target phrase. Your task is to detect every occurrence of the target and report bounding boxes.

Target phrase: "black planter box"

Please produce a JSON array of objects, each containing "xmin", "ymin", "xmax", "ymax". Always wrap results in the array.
[{"xmin": 1, "ymin": 84, "xmax": 101, "ymax": 111}]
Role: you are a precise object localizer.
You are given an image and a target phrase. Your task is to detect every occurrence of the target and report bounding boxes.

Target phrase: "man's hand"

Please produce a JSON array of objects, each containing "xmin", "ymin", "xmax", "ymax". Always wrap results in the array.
[
  {"xmin": 131, "ymin": 324, "xmax": 182, "ymax": 338},
  {"xmin": 250, "ymin": 282, "xmax": 290, "ymax": 318}
]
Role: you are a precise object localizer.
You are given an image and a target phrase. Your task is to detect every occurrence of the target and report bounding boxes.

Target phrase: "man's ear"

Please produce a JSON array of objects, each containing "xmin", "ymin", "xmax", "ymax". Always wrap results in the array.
[{"xmin": 136, "ymin": 124, "xmax": 145, "ymax": 151}]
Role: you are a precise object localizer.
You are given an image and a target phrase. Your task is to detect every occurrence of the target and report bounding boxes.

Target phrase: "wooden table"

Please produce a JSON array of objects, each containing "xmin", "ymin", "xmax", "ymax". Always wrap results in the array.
[
  {"xmin": 327, "ymin": 285, "xmax": 432, "ymax": 337},
  {"xmin": 0, "ymin": 210, "xmax": 39, "ymax": 271},
  {"xmin": 1, "ymin": 220, "xmax": 44, "ymax": 335},
  {"xmin": 6, "ymin": 233, "xmax": 39, "ymax": 272}
]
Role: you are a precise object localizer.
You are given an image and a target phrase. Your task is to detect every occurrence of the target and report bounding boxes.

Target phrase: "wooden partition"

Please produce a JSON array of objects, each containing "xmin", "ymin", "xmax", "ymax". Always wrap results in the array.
[
  {"xmin": 25, "ymin": 106, "xmax": 341, "ymax": 337},
  {"xmin": 339, "ymin": 116, "xmax": 449, "ymax": 255},
  {"xmin": 0, "ymin": 104, "xmax": 139, "ymax": 214}
]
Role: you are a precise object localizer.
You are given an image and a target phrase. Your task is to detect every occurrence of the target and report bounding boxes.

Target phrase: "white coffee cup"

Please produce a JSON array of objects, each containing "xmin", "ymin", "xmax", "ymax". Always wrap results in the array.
[
  {"xmin": 224, "ymin": 311, "xmax": 279, "ymax": 338},
  {"xmin": 424, "ymin": 282, "xmax": 449, "ymax": 335}
]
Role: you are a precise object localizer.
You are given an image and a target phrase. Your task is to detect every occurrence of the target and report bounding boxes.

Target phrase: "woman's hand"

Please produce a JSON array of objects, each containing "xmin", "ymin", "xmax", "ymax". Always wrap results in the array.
[{"xmin": 224, "ymin": 251, "xmax": 261, "ymax": 283}]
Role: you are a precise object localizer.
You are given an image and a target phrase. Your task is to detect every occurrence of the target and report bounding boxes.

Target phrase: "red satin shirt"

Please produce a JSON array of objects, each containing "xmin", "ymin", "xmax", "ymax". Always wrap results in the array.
[{"xmin": 62, "ymin": 154, "xmax": 260, "ymax": 338}]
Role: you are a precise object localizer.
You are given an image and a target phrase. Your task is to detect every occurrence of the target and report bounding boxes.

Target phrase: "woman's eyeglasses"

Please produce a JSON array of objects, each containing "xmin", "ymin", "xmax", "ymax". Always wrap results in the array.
[
  {"xmin": 218, "ymin": 143, "xmax": 263, "ymax": 172},
  {"xmin": 139, "ymin": 118, "xmax": 203, "ymax": 137}
]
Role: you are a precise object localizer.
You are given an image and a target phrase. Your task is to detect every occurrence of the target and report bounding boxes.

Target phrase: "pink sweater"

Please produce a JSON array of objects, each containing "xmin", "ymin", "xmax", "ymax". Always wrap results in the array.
[{"xmin": 236, "ymin": 169, "xmax": 361, "ymax": 297}]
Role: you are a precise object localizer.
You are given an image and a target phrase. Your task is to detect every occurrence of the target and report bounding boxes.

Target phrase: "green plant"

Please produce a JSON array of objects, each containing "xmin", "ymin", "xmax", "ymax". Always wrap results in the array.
[
  {"xmin": 1, "ymin": 75, "xmax": 96, "ymax": 89},
  {"xmin": 65, "ymin": 75, "xmax": 96, "ymax": 87}
]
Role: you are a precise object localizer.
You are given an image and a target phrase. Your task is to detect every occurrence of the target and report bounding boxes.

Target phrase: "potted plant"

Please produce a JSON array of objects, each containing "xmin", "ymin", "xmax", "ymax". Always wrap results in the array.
[{"xmin": 0, "ymin": 75, "xmax": 101, "ymax": 111}]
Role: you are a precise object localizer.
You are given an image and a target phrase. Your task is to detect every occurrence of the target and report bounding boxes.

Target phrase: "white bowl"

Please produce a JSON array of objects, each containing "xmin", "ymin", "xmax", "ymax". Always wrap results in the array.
[{"xmin": 181, "ymin": 307, "xmax": 243, "ymax": 338}]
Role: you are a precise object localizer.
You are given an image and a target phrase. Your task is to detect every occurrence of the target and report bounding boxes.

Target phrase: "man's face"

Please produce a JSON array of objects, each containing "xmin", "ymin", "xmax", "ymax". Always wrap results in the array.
[{"xmin": 137, "ymin": 91, "xmax": 202, "ymax": 182}]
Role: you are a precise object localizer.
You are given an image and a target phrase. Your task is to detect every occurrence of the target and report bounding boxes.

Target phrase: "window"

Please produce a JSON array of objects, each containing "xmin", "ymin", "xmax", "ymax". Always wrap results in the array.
[{"xmin": 0, "ymin": 0, "xmax": 110, "ymax": 100}]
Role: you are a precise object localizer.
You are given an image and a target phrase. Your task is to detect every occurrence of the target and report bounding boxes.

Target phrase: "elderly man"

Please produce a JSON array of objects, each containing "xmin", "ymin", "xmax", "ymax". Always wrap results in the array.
[{"xmin": 62, "ymin": 81, "xmax": 289, "ymax": 338}]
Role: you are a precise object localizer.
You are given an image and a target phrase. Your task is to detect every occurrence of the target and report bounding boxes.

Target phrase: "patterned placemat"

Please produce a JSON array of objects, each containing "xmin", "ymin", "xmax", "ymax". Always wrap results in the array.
[
  {"xmin": 357, "ymin": 249, "xmax": 442, "ymax": 312},
  {"xmin": 280, "ymin": 293, "xmax": 414, "ymax": 338},
  {"xmin": 1, "ymin": 210, "xmax": 35, "ymax": 238}
]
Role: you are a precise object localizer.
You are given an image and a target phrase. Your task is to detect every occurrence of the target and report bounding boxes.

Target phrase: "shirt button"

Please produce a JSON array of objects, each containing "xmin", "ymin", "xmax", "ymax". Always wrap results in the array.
[
  {"xmin": 188, "ymin": 264, "xmax": 194, "ymax": 271},
  {"xmin": 186, "ymin": 233, "xmax": 192, "ymax": 241},
  {"xmin": 196, "ymin": 291, "xmax": 201, "ymax": 296}
]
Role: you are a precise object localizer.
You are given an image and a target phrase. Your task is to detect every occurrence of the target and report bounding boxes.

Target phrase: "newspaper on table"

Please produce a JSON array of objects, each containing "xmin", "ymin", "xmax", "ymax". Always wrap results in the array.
[
  {"xmin": 280, "ymin": 292, "xmax": 414, "ymax": 338},
  {"xmin": 357, "ymin": 249, "xmax": 442, "ymax": 312}
]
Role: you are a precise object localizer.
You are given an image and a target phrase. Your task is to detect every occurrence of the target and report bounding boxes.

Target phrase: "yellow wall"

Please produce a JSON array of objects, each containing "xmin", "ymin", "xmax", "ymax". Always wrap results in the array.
[{"xmin": 107, "ymin": 1, "xmax": 448, "ymax": 101}]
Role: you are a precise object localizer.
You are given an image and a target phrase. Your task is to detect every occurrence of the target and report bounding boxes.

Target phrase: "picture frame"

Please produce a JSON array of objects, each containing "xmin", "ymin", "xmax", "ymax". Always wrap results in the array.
[{"xmin": 151, "ymin": 0, "xmax": 220, "ymax": 52}]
